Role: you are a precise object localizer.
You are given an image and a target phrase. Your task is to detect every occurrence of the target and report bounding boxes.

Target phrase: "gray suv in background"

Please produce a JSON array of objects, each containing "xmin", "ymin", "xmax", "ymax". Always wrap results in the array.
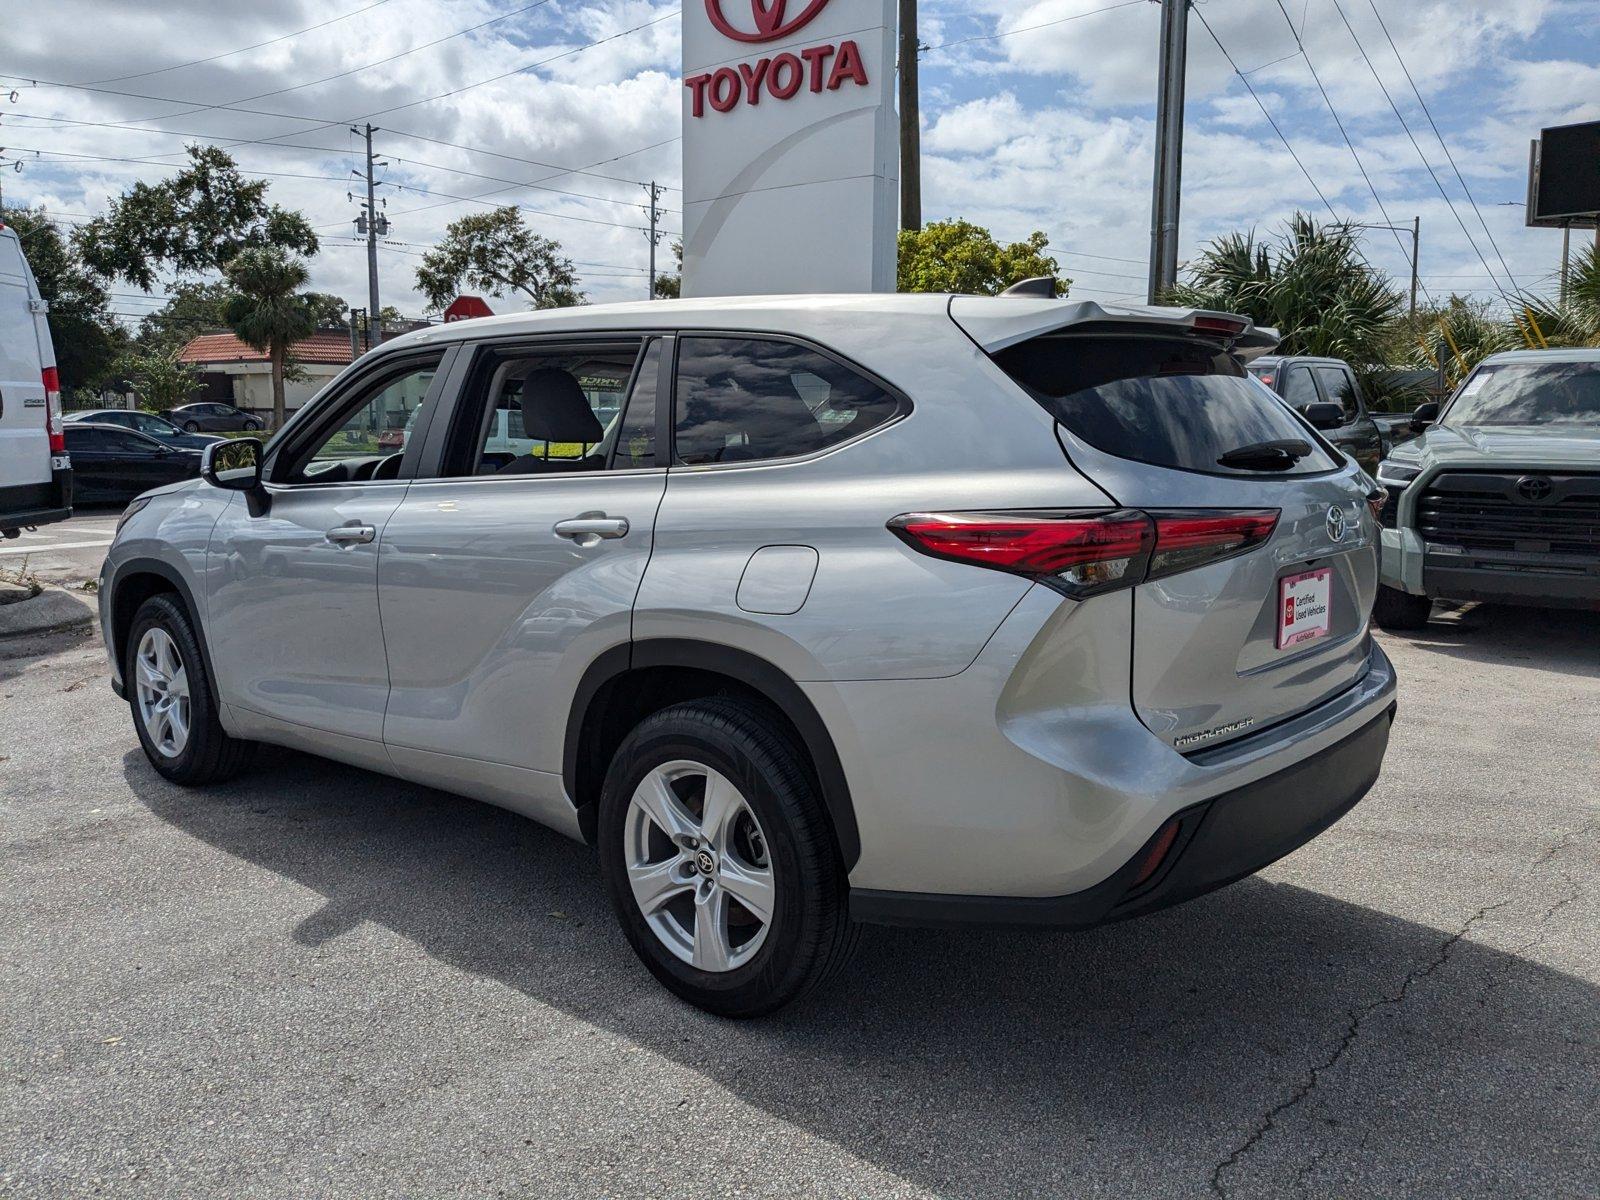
[
  {"xmin": 98, "ymin": 295, "xmax": 1397, "ymax": 1015},
  {"xmin": 1374, "ymin": 348, "xmax": 1600, "ymax": 629}
]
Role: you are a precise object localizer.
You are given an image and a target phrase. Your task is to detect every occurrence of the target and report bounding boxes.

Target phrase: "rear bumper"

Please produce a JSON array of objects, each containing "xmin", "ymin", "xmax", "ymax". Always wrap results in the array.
[
  {"xmin": 0, "ymin": 470, "xmax": 73, "ymax": 533},
  {"xmin": 852, "ymin": 704, "xmax": 1394, "ymax": 929}
]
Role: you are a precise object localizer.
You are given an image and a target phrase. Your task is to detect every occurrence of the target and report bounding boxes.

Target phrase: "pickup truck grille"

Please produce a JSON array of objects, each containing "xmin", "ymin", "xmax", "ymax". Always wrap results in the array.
[{"xmin": 1416, "ymin": 472, "xmax": 1600, "ymax": 556}]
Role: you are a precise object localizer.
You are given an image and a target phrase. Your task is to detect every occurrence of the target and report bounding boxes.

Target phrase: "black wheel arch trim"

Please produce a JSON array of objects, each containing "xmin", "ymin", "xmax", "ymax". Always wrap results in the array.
[
  {"xmin": 565, "ymin": 639, "xmax": 861, "ymax": 870},
  {"xmin": 107, "ymin": 556, "xmax": 218, "ymax": 704}
]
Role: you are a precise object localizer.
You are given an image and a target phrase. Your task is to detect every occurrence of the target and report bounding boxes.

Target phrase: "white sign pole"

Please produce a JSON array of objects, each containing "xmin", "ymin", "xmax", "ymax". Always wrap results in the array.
[{"xmin": 681, "ymin": 0, "xmax": 899, "ymax": 297}]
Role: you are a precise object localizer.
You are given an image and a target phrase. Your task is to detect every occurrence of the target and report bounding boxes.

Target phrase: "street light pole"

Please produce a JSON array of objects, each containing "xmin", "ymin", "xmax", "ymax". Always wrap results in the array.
[
  {"xmin": 1147, "ymin": 0, "xmax": 1189, "ymax": 304},
  {"xmin": 898, "ymin": 0, "xmax": 921, "ymax": 232},
  {"xmin": 1335, "ymin": 218, "xmax": 1421, "ymax": 319}
]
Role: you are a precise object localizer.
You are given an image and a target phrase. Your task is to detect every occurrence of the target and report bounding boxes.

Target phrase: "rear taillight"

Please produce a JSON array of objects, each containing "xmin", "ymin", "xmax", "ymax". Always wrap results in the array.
[
  {"xmin": 888, "ymin": 508, "xmax": 1279, "ymax": 598},
  {"xmin": 42, "ymin": 366, "xmax": 64, "ymax": 454}
]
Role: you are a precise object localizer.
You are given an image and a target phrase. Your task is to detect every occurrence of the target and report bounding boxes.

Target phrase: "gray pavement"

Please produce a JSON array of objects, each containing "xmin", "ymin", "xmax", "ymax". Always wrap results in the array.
[
  {"xmin": 0, "ymin": 507, "xmax": 121, "ymax": 589},
  {"xmin": 1, "ymin": 605, "xmax": 1596, "ymax": 1198}
]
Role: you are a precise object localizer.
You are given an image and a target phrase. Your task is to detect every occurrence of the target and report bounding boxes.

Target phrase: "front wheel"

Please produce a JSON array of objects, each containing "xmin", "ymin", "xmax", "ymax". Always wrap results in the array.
[
  {"xmin": 597, "ymin": 698, "xmax": 856, "ymax": 1017},
  {"xmin": 1373, "ymin": 584, "xmax": 1432, "ymax": 631},
  {"xmin": 126, "ymin": 594, "xmax": 253, "ymax": 784},
  {"xmin": 183, "ymin": 421, "xmax": 200, "ymax": 432},
  {"xmin": 243, "ymin": 419, "xmax": 261, "ymax": 431}
]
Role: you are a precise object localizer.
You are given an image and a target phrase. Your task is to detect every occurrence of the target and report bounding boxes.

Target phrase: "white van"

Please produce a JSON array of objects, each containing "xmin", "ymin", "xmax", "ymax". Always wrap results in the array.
[{"xmin": 0, "ymin": 223, "xmax": 72, "ymax": 537}]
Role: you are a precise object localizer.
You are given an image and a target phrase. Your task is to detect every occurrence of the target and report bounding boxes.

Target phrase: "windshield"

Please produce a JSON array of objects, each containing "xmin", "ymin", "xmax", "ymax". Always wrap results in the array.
[{"xmin": 1446, "ymin": 362, "xmax": 1600, "ymax": 426}]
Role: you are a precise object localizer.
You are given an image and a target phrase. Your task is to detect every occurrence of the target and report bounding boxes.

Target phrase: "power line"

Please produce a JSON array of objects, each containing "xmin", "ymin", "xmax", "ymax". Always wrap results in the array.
[
  {"xmin": 923, "ymin": 0, "xmax": 1145, "ymax": 51},
  {"xmin": 1363, "ymin": 0, "xmax": 1519, "ymax": 294},
  {"xmin": 78, "ymin": 0, "xmax": 402, "ymax": 85}
]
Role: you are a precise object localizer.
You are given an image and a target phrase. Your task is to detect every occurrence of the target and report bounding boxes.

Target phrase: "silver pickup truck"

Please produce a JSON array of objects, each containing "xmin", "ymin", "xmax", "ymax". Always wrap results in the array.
[{"xmin": 1373, "ymin": 348, "xmax": 1600, "ymax": 629}]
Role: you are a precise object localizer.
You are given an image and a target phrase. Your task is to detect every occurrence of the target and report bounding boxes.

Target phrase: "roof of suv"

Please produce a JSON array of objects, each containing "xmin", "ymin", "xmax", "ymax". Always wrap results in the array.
[
  {"xmin": 379, "ymin": 293, "xmax": 1279, "ymax": 358},
  {"xmin": 1478, "ymin": 347, "xmax": 1600, "ymax": 365}
]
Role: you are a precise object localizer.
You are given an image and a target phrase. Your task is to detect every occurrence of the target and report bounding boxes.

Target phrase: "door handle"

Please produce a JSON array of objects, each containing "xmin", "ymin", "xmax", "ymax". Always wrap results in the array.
[
  {"xmin": 553, "ymin": 516, "xmax": 629, "ymax": 541},
  {"xmin": 325, "ymin": 524, "xmax": 376, "ymax": 545}
]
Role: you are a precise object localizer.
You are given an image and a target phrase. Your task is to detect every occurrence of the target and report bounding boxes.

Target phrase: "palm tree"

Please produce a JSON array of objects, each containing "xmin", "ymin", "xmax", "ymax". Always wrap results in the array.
[
  {"xmin": 1517, "ymin": 244, "xmax": 1600, "ymax": 350},
  {"xmin": 1166, "ymin": 215, "xmax": 1403, "ymax": 363},
  {"xmin": 223, "ymin": 247, "xmax": 316, "ymax": 430}
]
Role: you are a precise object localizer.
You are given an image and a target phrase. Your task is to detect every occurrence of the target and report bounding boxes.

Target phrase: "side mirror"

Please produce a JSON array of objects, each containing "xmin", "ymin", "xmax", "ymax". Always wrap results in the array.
[
  {"xmin": 1302, "ymin": 401, "xmax": 1345, "ymax": 431},
  {"xmin": 202, "ymin": 437, "xmax": 263, "ymax": 489},
  {"xmin": 1409, "ymin": 401, "xmax": 1439, "ymax": 432}
]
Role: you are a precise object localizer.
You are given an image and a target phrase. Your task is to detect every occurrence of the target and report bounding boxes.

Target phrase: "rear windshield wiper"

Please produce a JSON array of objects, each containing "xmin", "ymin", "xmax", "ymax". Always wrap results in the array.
[{"xmin": 1216, "ymin": 439, "xmax": 1313, "ymax": 471}]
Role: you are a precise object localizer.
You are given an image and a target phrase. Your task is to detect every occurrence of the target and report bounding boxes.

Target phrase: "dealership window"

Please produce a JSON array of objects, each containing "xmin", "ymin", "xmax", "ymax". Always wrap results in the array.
[{"xmin": 672, "ymin": 337, "xmax": 901, "ymax": 465}]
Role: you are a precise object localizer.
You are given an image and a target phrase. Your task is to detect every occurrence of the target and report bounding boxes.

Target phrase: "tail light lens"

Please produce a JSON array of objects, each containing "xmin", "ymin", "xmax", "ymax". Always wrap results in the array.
[
  {"xmin": 42, "ymin": 366, "xmax": 64, "ymax": 454},
  {"xmin": 889, "ymin": 508, "xmax": 1279, "ymax": 598}
]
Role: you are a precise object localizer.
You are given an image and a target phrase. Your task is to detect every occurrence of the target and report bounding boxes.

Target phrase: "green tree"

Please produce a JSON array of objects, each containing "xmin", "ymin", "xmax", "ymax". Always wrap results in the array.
[
  {"xmin": 415, "ymin": 207, "xmax": 582, "ymax": 311},
  {"xmin": 1517, "ymin": 244, "xmax": 1600, "ymax": 350},
  {"xmin": 115, "ymin": 347, "xmax": 201, "ymax": 412},
  {"xmin": 222, "ymin": 247, "xmax": 316, "ymax": 430},
  {"xmin": 303, "ymin": 292, "xmax": 352, "ymax": 328},
  {"xmin": 76, "ymin": 145, "xmax": 318, "ymax": 292},
  {"xmin": 653, "ymin": 240, "xmax": 683, "ymax": 299},
  {"xmin": 136, "ymin": 280, "xmax": 235, "ymax": 351},
  {"xmin": 897, "ymin": 220, "xmax": 1069, "ymax": 295},
  {"xmin": 0, "ymin": 205, "xmax": 125, "ymax": 392},
  {"xmin": 1166, "ymin": 215, "xmax": 1401, "ymax": 362}
]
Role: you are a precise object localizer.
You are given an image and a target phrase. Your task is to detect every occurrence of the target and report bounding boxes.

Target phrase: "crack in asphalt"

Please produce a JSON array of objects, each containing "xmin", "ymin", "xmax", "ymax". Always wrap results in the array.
[{"xmin": 1209, "ymin": 819, "xmax": 1597, "ymax": 1199}]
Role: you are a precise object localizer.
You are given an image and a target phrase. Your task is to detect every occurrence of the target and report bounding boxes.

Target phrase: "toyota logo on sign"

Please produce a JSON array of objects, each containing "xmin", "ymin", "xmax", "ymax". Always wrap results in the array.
[{"xmin": 706, "ymin": 0, "xmax": 831, "ymax": 42}]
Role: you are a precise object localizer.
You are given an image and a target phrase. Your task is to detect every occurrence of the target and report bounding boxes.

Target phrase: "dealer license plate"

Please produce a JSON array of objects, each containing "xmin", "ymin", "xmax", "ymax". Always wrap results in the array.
[{"xmin": 1278, "ymin": 568, "xmax": 1332, "ymax": 649}]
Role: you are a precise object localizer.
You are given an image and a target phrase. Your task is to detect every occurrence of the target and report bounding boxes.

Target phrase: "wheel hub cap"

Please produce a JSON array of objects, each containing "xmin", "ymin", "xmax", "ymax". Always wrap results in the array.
[
  {"xmin": 623, "ymin": 760, "xmax": 776, "ymax": 973},
  {"xmin": 134, "ymin": 627, "xmax": 190, "ymax": 759}
]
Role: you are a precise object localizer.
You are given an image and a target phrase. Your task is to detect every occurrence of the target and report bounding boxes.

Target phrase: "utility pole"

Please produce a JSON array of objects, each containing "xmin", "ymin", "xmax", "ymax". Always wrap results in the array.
[
  {"xmin": 643, "ymin": 181, "xmax": 665, "ymax": 299},
  {"xmin": 352, "ymin": 124, "xmax": 388, "ymax": 352},
  {"xmin": 898, "ymin": 0, "xmax": 921, "ymax": 231},
  {"xmin": 1560, "ymin": 222, "xmax": 1570, "ymax": 305},
  {"xmin": 1334, "ymin": 218, "xmax": 1420, "ymax": 319},
  {"xmin": 1147, "ymin": 0, "xmax": 1189, "ymax": 303}
]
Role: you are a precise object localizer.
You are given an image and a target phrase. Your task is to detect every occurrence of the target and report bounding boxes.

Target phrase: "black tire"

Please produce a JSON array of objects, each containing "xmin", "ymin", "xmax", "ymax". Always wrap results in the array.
[
  {"xmin": 597, "ymin": 697, "xmax": 856, "ymax": 1018},
  {"xmin": 125, "ymin": 593, "xmax": 253, "ymax": 785},
  {"xmin": 243, "ymin": 419, "xmax": 261, "ymax": 431},
  {"xmin": 183, "ymin": 421, "xmax": 200, "ymax": 432},
  {"xmin": 1373, "ymin": 583, "xmax": 1432, "ymax": 631}
]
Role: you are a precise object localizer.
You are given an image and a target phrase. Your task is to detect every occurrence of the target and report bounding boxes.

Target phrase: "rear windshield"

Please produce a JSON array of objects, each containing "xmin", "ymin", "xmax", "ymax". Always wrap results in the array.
[
  {"xmin": 1446, "ymin": 362, "xmax": 1599, "ymax": 427},
  {"xmin": 991, "ymin": 334, "xmax": 1341, "ymax": 475}
]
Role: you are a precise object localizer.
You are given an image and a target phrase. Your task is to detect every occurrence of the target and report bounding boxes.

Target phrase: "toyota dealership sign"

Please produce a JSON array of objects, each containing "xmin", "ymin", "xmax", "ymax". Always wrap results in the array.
[{"xmin": 681, "ymin": 0, "xmax": 898, "ymax": 296}]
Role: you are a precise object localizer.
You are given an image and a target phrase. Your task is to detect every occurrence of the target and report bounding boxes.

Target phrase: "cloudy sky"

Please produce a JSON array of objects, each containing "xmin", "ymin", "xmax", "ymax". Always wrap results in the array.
[{"xmin": 3, "ymin": 0, "xmax": 1596, "ymax": 323}]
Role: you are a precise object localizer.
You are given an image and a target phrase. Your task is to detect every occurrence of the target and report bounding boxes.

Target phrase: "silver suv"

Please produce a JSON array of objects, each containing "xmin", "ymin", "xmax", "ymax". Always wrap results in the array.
[{"xmin": 99, "ymin": 295, "xmax": 1397, "ymax": 1016}]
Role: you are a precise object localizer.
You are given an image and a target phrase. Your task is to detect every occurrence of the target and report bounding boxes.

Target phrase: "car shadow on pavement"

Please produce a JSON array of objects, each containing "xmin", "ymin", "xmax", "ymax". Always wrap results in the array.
[
  {"xmin": 123, "ymin": 744, "xmax": 1599, "ymax": 1198},
  {"xmin": 1382, "ymin": 603, "xmax": 1600, "ymax": 680}
]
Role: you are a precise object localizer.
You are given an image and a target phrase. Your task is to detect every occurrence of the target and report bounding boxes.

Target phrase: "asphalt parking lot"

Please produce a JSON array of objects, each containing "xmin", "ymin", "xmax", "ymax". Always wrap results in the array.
[{"xmin": 2, "ymin": 543, "xmax": 1596, "ymax": 1196}]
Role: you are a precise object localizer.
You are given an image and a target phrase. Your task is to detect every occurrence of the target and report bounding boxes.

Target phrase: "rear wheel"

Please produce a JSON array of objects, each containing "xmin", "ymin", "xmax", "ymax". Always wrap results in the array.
[
  {"xmin": 243, "ymin": 419, "xmax": 261, "ymax": 431},
  {"xmin": 127, "ymin": 594, "xmax": 252, "ymax": 784},
  {"xmin": 183, "ymin": 421, "xmax": 200, "ymax": 432},
  {"xmin": 597, "ymin": 698, "xmax": 855, "ymax": 1017},
  {"xmin": 1373, "ymin": 584, "xmax": 1432, "ymax": 631}
]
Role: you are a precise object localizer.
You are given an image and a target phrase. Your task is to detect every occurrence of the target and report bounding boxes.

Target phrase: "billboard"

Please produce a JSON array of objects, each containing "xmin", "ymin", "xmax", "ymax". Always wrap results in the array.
[
  {"xmin": 681, "ymin": 0, "xmax": 899, "ymax": 296},
  {"xmin": 1527, "ymin": 120, "xmax": 1600, "ymax": 228}
]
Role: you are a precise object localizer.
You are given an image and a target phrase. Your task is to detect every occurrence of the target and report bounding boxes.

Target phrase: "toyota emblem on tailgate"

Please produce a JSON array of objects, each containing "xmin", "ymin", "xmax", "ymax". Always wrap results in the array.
[{"xmin": 1326, "ymin": 505, "xmax": 1347, "ymax": 542}]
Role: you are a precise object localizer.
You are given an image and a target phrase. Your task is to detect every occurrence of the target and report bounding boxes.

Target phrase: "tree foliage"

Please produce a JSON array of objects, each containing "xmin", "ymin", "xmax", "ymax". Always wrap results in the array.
[
  {"xmin": 75, "ymin": 145, "xmax": 318, "ymax": 291},
  {"xmin": 223, "ymin": 247, "xmax": 317, "ymax": 430},
  {"xmin": 1166, "ymin": 215, "xmax": 1402, "ymax": 363},
  {"xmin": 415, "ymin": 207, "xmax": 582, "ymax": 311},
  {"xmin": 897, "ymin": 220, "xmax": 1069, "ymax": 295},
  {"xmin": 114, "ymin": 347, "xmax": 202, "ymax": 412},
  {"xmin": 135, "ymin": 280, "xmax": 236, "ymax": 352},
  {"xmin": 653, "ymin": 240, "xmax": 683, "ymax": 300},
  {"xmin": 1, "ymin": 205, "xmax": 126, "ymax": 392}
]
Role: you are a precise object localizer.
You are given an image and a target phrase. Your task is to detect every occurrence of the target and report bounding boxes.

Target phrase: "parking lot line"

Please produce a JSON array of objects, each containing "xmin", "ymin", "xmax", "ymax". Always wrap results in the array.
[{"xmin": 0, "ymin": 538, "xmax": 114, "ymax": 556}]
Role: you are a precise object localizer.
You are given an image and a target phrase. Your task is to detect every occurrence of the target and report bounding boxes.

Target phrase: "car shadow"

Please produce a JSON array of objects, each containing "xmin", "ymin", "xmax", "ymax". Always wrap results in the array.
[
  {"xmin": 1381, "ymin": 602, "xmax": 1600, "ymax": 680},
  {"xmin": 123, "ymin": 744, "xmax": 1598, "ymax": 1196}
]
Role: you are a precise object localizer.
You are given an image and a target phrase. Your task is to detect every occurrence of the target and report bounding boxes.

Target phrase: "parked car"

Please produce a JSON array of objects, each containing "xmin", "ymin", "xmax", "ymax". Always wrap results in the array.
[
  {"xmin": 66, "ymin": 408, "xmax": 224, "ymax": 450},
  {"xmin": 98, "ymin": 296, "xmax": 1395, "ymax": 1016},
  {"xmin": 62, "ymin": 423, "xmax": 202, "ymax": 503},
  {"xmin": 1247, "ymin": 355, "xmax": 1387, "ymax": 472},
  {"xmin": 1372, "ymin": 347, "xmax": 1600, "ymax": 629},
  {"xmin": 164, "ymin": 401, "xmax": 262, "ymax": 432},
  {"xmin": 0, "ymin": 222, "xmax": 71, "ymax": 538}
]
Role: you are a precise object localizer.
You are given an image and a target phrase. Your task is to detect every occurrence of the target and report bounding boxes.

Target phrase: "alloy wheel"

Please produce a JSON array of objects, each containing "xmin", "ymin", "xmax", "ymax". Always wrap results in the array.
[
  {"xmin": 134, "ymin": 627, "xmax": 190, "ymax": 758},
  {"xmin": 623, "ymin": 760, "xmax": 776, "ymax": 973}
]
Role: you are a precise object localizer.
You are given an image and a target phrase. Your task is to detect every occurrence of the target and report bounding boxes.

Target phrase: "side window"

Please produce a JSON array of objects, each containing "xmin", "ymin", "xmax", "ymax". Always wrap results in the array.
[
  {"xmin": 612, "ymin": 339, "xmax": 660, "ymax": 470},
  {"xmin": 1314, "ymin": 366, "xmax": 1358, "ymax": 422},
  {"xmin": 1280, "ymin": 366, "xmax": 1319, "ymax": 410},
  {"xmin": 281, "ymin": 358, "xmax": 442, "ymax": 483},
  {"xmin": 673, "ymin": 337, "xmax": 901, "ymax": 465},
  {"xmin": 104, "ymin": 430, "xmax": 153, "ymax": 453},
  {"xmin": 445, "ymin": 343, "xmax": 643, "ymax": 477}
]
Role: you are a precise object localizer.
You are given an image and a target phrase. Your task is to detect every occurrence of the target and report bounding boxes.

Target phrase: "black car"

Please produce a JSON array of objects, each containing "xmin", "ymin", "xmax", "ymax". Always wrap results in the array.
[
  {"xmin": 62, "ymin": 423, "xmax": 203, "ymax": 502},
  {"xmin": 164, "ymin": 401, "xmax": 262, "ymax": 432},
  {"xmin": 1247, "ymin": 355, "xmax": 1387, "ymax": 473},
  {"xmin": 65, "ymin": 408, "xmax": 224, "ymax": 450}
]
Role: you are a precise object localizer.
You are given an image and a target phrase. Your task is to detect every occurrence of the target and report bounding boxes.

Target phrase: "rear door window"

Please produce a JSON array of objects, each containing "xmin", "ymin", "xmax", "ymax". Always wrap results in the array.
[
  {"xmin": 672, "ymin": 337, "xmax": 902, "ymax": 465},
  {"xmin": 989, "ymin": 334, "xmax": 1341, "ymax": 476}
]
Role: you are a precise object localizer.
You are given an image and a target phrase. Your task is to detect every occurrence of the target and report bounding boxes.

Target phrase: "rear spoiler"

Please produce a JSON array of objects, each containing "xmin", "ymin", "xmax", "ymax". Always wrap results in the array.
[{"xmin": 948, "ymin": 296, "xmax": 1281, "ymax": 363}]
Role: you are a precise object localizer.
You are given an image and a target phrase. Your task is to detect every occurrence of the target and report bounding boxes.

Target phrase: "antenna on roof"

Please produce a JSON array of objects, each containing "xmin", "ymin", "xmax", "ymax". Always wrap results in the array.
[{"xmin": 1000, "ymin": 276, "xmax": 1059, "ymax": 299}]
